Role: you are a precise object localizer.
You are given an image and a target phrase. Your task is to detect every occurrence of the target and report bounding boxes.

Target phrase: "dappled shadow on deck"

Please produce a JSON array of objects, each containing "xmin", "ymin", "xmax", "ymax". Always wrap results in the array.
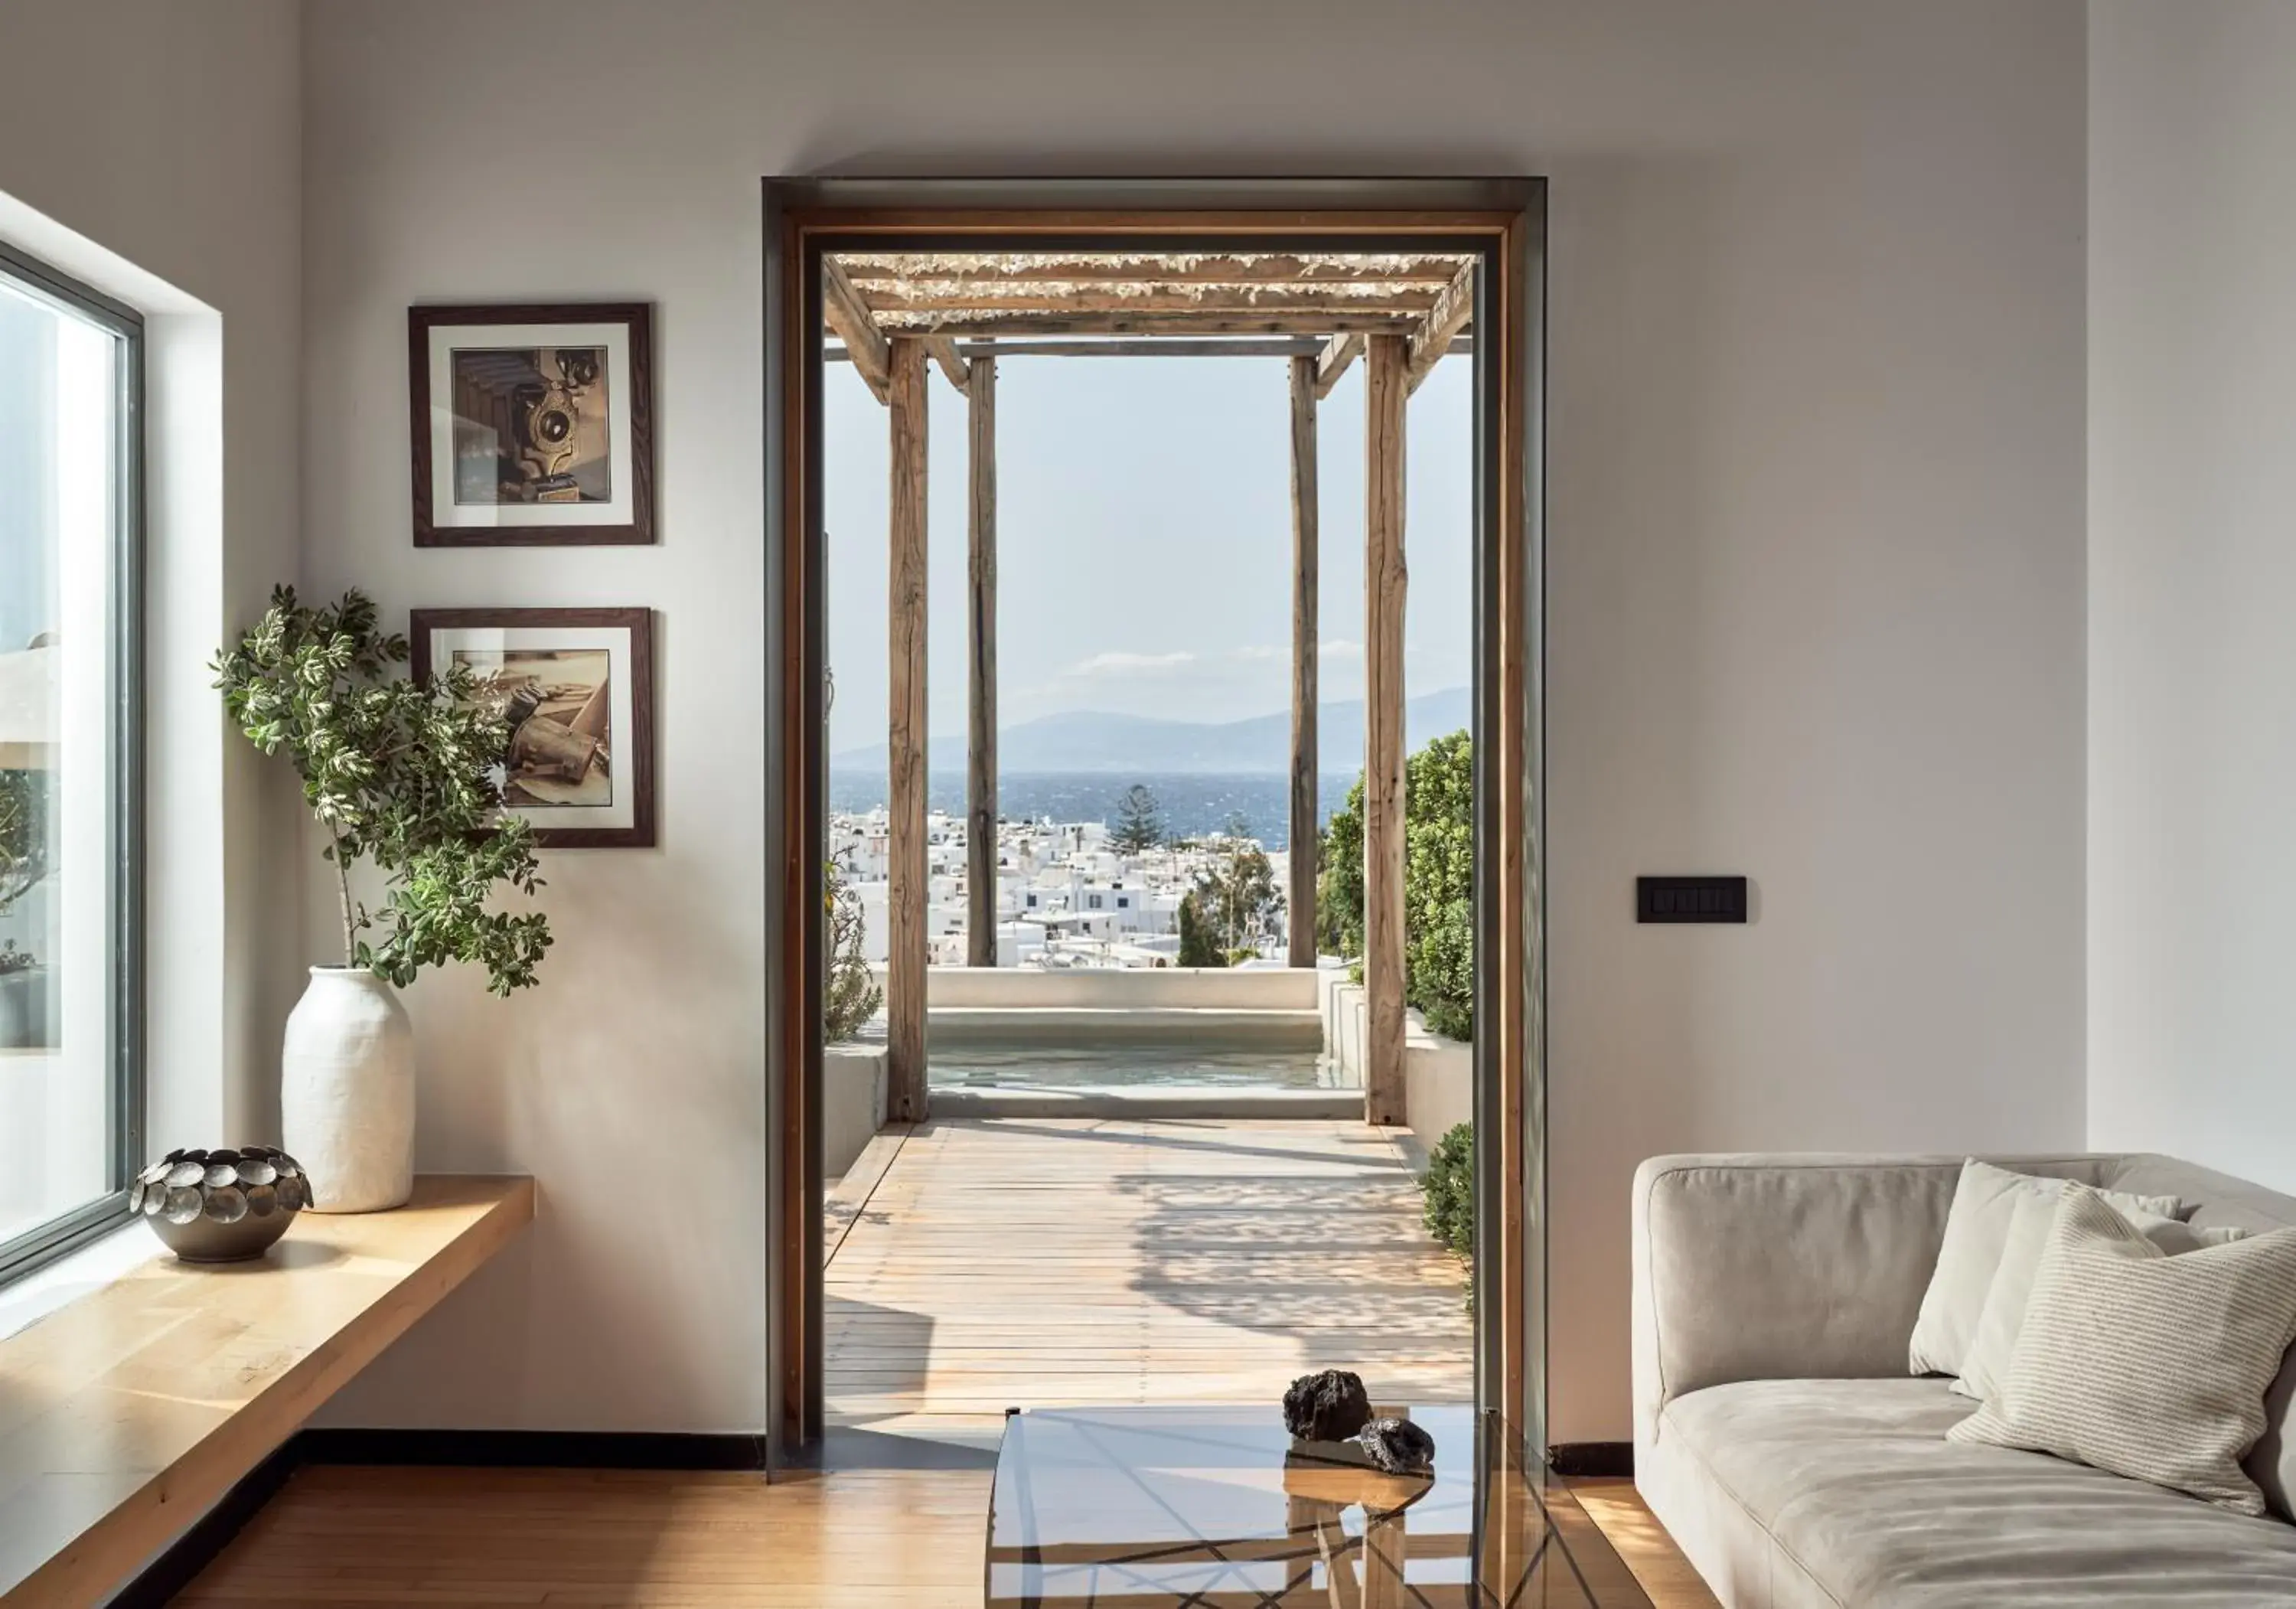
[{"xmin": 822, "ymin": 1117, "xmax": 1473, "ymax": 1442}]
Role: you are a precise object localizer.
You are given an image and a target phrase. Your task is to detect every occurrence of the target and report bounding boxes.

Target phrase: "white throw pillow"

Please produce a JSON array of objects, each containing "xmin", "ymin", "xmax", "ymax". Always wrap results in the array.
[
  {"xmin": 1949, "ymin": 1185, "xmax": 2296, "ymax": 1515},
  {"xmin": 1955, "ymin": 1193, "xmax": 2247, "ymax": 1401},
  {"xmin": 1908, "ymin": 1160, "xmax": 2184, "ymax": 1379}
]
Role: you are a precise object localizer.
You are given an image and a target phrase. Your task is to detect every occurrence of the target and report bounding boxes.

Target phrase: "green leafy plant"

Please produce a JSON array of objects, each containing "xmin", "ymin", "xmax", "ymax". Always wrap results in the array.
[
  {"xmin": 1422, "ymin": 1121, "xmax": 1475, "ymax": 1309},
  {"xmin": 1317, "ymin": 731, "xmax": 1475, "ymax": 1039},
  {"xmin": 213, "ymin": 586, "xmax": 551, "ymax": 995},
  {"xmin": 823, "ymin": 854, "xmax": 881, "ymax": 1041}
]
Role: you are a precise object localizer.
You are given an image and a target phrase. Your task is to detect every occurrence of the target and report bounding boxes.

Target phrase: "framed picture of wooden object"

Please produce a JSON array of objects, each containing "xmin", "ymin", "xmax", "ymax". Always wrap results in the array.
[
  {"xmin": 410, "ymin": 608, "xmax": 655, "ymax": 849},
  {"xmin": 408, "ymin": 302, "xmax": 655, "ymax": 546}
]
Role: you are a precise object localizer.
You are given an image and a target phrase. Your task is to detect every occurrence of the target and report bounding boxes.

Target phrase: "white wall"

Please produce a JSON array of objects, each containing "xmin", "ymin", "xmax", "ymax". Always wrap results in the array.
[
  {"xmin": 2088, "ymin": 2, "xmax": 2296, "ymax": 1195},
  {"xmin": 299, "ymin": 0, "xmax": 2090, "ymax": 1441},
  {"xmin": 0, "ymin": 0, "xmax": 302, "ymax": 1151}
]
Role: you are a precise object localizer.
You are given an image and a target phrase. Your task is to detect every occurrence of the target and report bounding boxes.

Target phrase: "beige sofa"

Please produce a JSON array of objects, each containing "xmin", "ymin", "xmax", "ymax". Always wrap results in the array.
[{"xmin": 1631, "ymin": 1153, "xmax": 2296, "ymax": 1607}]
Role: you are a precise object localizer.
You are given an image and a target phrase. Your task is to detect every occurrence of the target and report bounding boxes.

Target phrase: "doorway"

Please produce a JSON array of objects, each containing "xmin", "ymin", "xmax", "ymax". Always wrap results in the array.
[{"xmin": 764, "ymin": 179, "xmax": 1545, "ymax": 1466}]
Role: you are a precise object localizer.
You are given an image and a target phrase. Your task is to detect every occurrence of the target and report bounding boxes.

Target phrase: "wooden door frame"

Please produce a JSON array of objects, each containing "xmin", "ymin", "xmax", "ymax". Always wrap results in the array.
[{"xmin": 762, "ymin": 177, "xmax": 1547, "ymax": 1464}]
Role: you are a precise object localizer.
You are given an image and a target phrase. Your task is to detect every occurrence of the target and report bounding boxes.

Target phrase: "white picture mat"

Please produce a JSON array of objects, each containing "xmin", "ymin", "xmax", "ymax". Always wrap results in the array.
[
  {"xmin": 427, "ymin": 321, "xmax": 635, "ymax": 528},
  {"xmin": 430, "ymin": 625, "xmax": 637, "ymax": 832}
]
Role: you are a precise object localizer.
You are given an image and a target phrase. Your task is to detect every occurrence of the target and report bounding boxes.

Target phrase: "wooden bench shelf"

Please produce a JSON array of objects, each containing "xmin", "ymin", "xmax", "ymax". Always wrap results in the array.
[{"xmin": 0, "ymin": 1174, "xmax": 535, "ymax": 1607}]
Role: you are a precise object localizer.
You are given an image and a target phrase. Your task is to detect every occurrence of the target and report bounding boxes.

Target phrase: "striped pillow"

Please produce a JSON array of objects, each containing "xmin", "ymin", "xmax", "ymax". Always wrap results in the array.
[{"xmin": 1949, "ymin": 1184, "xmax": 2296, "ymax": 1514}]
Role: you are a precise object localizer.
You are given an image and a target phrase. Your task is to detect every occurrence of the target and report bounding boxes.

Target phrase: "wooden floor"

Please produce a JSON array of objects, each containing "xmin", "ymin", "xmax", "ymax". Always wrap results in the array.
[
  {"xmin": 178, "ymin": 1466, "xmax": 1714, "ymax": 1607},
  {"xmin": 181, "ymin": 1118, "xmax": 1716, "ymax": 1604},
  {"xmin": 825, "ymin": 1118, "xmax": 1475, "ymax": 1438}
]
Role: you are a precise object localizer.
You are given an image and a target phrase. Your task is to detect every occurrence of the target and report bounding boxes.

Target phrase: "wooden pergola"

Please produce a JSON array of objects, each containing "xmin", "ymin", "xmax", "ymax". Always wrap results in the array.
[{"xmin": 825, "ymin": 250, "xmax": 1476, "ymax": 1127}]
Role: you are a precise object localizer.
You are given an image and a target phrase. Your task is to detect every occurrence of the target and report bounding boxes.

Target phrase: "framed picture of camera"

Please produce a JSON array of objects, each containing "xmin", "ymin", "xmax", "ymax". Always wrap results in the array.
[
  {"xmin": 408, "ymin": 302, "xmax": 655, "ymax": 546},
  {"xmin": 410, "ymin": 607, "xmax": 656, "ymax": 849}
]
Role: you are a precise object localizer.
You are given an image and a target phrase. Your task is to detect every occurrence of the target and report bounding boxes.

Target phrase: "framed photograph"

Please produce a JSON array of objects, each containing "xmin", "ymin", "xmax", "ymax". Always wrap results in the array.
[
  {"xmin": 408, "ymin": 302, "xmax": 654, "ymax": 546},
  {"xmin": 410, "ymin": 608, "xmax": 655, "ymax": 849}
]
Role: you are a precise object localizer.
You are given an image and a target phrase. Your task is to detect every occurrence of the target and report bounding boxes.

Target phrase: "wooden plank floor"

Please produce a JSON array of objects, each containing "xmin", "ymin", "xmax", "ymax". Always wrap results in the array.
[
  {"xmin": 184, "ymin": 1118, "xmax": 1569, "ymax": 1605},
  {"xmin": 178, "ymin": 1466, "xmax": 1714, "ymax": 1607},
  {"xmin": 825, "ymin": 1117, "xmax": 1475, "ymax": 1438}
]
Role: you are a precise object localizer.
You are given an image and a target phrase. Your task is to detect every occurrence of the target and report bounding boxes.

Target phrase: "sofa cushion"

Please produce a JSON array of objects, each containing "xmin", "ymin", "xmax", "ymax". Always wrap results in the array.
[
  {"xmin": 1660, "ymin": 1377, "xmax": 2296, "ymax": 1607},
  {"xmin": 2102, "ymin": 1154, "xmax": 2296, "ymax": 1520},
  {"xmin": 1909, "ymin": 1160, "xmax": 2183, "ymax": 1379}
]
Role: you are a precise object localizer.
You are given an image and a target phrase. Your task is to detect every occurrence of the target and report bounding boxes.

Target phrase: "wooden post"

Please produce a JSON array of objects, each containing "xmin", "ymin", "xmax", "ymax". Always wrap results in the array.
[
  {"xmin": 886, "ymin": 338, "xmax": 929, "ymax": 1120},
  {"xmin": 966, "ymin": 357, "xmax": 999, "ymax": 968},
  {"xmin": 1363, "ymin": 334, "xmax": 1409, "ymax": 1125},
  {"xmin": 1287, "ymin": 355, "xmax": 1319, "ymax": 968}
]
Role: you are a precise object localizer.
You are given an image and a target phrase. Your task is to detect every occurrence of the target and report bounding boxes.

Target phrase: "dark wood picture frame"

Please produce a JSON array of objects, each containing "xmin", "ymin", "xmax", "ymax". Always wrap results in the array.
[
  {"xmin": 410, "ymin": 607, "xmax": 656, "ymax": 849},
  {"xmin": 408, "ymin": 302, "xmax": 656, "ymax": 547}
]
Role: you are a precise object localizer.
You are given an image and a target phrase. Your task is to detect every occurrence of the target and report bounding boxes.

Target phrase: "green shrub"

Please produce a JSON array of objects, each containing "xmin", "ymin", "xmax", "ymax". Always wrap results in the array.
[
  {"xmin": 1421, "ymin": 1121, "xmax": 1474, "ymax": 1259},
  {"xmin": 1403, "ymin": 732, "xmax": 1474, "ymax": 1040},
  {"xmin": 1318, "ymin": 730, "xmax": 1475, "ymax": 1040},
  {"xmin": 1316, "ymin": 776, "xmax": 1365, "ymax": 959}
]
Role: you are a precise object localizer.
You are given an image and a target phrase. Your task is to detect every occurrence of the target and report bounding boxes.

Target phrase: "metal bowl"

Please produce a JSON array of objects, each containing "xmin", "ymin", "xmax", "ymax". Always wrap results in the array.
[{"xmin": 132, "ymin": 1146, "xmax": 309, "ymax": 1262}]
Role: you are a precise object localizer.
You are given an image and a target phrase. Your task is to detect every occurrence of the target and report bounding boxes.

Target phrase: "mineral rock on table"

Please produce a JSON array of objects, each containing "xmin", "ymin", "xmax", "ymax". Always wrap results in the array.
[
  {"xmin": 1354, "ymin": 1416, "xmax": 1436, "ymax": 1474},
  {"xmin": 1282, "ymin": 1369, "xmax": 1371, "ymax": 1443}
]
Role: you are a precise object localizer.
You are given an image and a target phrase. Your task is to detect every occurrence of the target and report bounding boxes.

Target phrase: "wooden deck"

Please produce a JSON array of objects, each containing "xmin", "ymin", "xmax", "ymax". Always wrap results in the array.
[{"xmin": 825, "ymin": 1117, "xmax": 1474, "ymax": 1438}]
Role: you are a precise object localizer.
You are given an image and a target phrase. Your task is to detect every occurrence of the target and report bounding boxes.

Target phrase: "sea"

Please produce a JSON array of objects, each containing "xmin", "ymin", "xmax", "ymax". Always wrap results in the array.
[{"xmin": 827, "ymin": 771, "xmax": 1356, "ymax": 850}]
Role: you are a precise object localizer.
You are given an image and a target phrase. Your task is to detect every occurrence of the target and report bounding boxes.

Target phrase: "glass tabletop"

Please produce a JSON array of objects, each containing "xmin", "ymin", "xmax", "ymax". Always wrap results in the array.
[{"xmin": 987, "ymin": 1404, "xmax": 1652, "ymax": 1607}]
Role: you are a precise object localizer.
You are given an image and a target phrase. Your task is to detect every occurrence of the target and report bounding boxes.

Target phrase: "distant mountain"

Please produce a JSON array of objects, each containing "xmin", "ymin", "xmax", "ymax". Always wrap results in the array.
[{"xmin": 830, "ymin": 686, "xmax": 1471, "ymax": 775}]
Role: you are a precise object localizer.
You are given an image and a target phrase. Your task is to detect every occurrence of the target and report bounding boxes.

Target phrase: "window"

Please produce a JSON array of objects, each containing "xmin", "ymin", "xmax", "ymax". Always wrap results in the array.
[{"xmin": 0, "ymin": 243, "xmax": 142, "ymax": 1284}]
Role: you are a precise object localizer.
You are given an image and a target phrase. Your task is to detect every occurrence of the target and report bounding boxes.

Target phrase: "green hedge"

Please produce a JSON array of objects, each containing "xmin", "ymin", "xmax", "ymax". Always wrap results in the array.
[
  {"xmin": 1421, "ymin": 1121, "xmax": 1473, "ymax": 1258},
  {"xmin": 1317, "ymin": 729, "xmax": 1473, "ymax": 1041}
]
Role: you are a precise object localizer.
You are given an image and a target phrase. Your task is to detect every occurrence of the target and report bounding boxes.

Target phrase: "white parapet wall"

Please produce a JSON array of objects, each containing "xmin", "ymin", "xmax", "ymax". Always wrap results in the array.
[
  {"xmin": 917, "ymin": 965, "xmax": 1320, "ymax": 1010},
  {"xmin": 859, "ymin": 964, "xmax": 1327, "ymax": 1049},
  {"xmin": 1318, "ymin": 966, "xmax": 1472, "ymax": 1167},
  {"xmin": 823, "ymin": 1038, "xmax": 888, "ymax": 1180}
]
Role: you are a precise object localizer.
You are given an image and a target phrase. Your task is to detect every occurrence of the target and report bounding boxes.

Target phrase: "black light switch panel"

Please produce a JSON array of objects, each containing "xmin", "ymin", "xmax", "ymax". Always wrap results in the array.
[{"xmin": 1638, "ymin": 876, "xmax": 1748, "ymax": 924}]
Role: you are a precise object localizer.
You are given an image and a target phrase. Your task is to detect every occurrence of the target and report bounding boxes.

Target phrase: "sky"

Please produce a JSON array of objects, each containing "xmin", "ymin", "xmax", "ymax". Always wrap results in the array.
[{"xmin": 824, "ymin": 344, "xmax": 1473, "ymax": 757}]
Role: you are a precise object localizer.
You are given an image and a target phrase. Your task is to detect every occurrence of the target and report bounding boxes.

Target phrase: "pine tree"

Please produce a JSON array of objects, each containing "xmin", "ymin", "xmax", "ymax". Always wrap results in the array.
[{"xmin": 1110, "ymin": 784, "xmax": 1165, "ymax": 854}]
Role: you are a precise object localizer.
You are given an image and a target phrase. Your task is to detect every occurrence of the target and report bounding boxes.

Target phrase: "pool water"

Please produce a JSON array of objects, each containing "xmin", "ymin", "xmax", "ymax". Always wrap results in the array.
[{"xmin": 928, "ymin": 1044, "xmax": 1353, "ymax": 1091}]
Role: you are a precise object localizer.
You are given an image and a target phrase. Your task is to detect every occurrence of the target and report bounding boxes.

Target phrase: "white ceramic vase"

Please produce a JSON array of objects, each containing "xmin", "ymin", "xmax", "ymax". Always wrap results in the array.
[{"xmin": 281, "ymin": 967, "xmax": 415, "ymax": 1212}]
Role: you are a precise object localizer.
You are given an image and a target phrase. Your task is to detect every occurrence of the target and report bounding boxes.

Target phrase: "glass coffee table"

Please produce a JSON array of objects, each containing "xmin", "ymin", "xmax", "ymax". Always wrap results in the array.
[{"xmin": 987, "ymin": 1405, "xmax": 1652, "ymax": 1607}]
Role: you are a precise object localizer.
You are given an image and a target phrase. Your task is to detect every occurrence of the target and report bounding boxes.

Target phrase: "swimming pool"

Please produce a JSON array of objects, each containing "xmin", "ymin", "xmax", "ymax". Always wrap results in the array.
[{"xmin": 928, "ymin": 1043, "xmax": 1355, "ymax": 1091}]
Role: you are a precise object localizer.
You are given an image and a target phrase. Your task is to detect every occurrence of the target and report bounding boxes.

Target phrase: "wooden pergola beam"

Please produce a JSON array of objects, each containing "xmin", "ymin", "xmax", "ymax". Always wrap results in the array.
[
  {"xmin": 885, "ymin": 338, "xmax": 929, "ymax": 1118},
  {"xmin": 965, "ymin": 357, "xmax": 998, "ymax": 968},
  {"xmin": 859, "ymin": 284, "xmax": 1443, "ymax": 317},
  {"xmin": 823, "ymin": 255, "xmax": 890, "ymax": 403},
  {"xmin": 1313, "ymin": 333, "xmax": 1365, "ymax": 399},
  {"xmin": 1406, "ymin": 260, "xmax": 1476, "ymax": 395},
  {"xmin": 1287, "ymin": 354, "xmax": 1319, "ymax": 970},
  {"xmin": 1362, "ymin": 333, "xmax": 1410, "ymax": 1126},
  {"xmin": 838, "ymin": 253, "xmax": 1473, "ymax": 287},
  {"xmin": 872, "ymin": 311, "xmax": 1428, "ymax": 338},
  {"xmin": 924, "ymin": 334, "xmax": 970, "ymax": 392},
  {"xmin": 830, "ymin": 336, "xmax": 1479, "ymax": 363}
]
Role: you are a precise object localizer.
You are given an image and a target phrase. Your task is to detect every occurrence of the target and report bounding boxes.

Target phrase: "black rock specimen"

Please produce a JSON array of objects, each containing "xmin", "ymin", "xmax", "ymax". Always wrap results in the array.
[
  {"xmin": 1354, "ymin": 1416, "xmax": 1436, "ymax": 1474},
  {"xmin": 1283, "ymin": 1369, "xmax": 1371, "ymax": 1442}
]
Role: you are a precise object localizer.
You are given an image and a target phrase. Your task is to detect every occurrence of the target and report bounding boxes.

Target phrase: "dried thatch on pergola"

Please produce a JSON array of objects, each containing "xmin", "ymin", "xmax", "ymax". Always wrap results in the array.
[{"xmin": 827, "ymin": 250, "xmax": 1477, "ymax": 1126}]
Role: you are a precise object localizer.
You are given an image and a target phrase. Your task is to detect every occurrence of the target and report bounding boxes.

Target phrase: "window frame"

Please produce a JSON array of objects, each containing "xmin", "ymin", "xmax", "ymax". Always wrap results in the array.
[{"xmin": 0, "ymin": 240, "xmax": 146, "ymax": 1286}]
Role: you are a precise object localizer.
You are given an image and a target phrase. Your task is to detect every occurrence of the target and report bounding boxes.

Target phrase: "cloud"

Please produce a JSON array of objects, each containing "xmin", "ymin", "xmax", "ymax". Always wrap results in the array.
[{"xmin": 1065, "ymin": 648, "xmax": 1197, "ymax": 677}]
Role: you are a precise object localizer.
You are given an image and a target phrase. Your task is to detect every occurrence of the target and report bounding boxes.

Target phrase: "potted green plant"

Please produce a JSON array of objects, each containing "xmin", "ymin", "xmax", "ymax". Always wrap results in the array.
[
  {"xmin": 0, "ymin": 769, "xmax": 49, "ymax": 1049},
  {"xmin": 214, "ymin": 588, "xmax": 551, "ymax": 1212}
]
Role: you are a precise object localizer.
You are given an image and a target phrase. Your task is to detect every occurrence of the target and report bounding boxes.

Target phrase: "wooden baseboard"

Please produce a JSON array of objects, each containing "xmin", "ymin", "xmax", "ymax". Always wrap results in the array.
[
  {"xmin": 1549, "ymin": 1440, "xmax": 1635, "ymax": 1478},
  {"xmin": 106, "ymin": 1430, "xmax": 768, "ymax": 1607}
]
